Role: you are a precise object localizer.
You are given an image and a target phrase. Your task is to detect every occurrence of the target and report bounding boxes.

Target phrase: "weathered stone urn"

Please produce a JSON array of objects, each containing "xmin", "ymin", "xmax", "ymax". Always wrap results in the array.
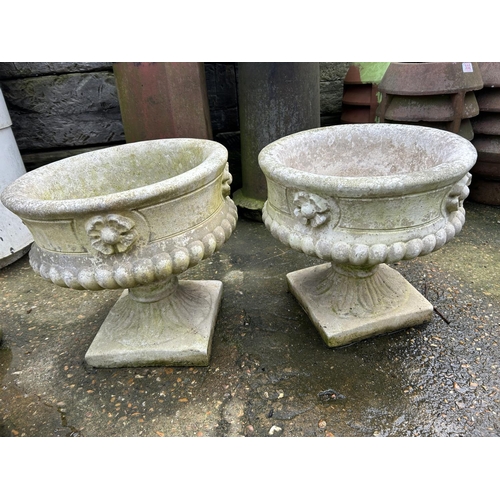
[
  {"xmin": 258, "ymin": 123, "xmax": 477, "ymax": 347},
  {"xmin": 1, "ymin": 139, "xmax": 237, "ymax": 367}
]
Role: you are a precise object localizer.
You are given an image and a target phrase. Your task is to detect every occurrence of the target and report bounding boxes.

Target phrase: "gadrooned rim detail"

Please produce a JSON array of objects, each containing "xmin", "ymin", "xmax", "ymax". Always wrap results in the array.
[
  {"xmin": 29, "ymin": 200, "xmax": 238, "ymax": 291},
  {"xmin": 262, "ymin": 203, "xmax": 465, "ymax": 266}
]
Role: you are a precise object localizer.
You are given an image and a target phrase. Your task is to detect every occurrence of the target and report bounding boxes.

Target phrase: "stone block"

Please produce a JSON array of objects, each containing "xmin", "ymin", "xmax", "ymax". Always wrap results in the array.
[
  {"xmin": 0, "ymin": 62, "xmax": 112, "ymax": 79},
  {"xmin": 1, "ymin": 71, "xmax": 120, "ymax": 115},
  {"xmin": 287, "ymin": 263, "xmax": 434, "ymax": 347},
  {"xmin": 320, "ymin": 80, "xmax": 345, "ymax": 115},
  {"xmin": 1, "ymin": 71, "xmax": 124, "ymax": 150},
  {"xmin": 320, "ymin": 62, "xmax": 351, "ymax": 82},
  {"xmin": 205, "ymin": 63, "xmax": 239, "ymax": 134},
  {"xmin": 85, "ymin": 281, "xmax": 223, "ymax": 368}
]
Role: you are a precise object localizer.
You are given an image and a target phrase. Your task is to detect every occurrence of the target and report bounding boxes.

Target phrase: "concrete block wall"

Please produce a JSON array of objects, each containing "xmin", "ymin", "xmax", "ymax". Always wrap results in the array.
[
  {"xmin": 0, "ymin": 63, "xmax": 123, "ymax": 170},
  {"xmin": 0, "ymin": 62, "xmax": 350, "ymax": 173}
]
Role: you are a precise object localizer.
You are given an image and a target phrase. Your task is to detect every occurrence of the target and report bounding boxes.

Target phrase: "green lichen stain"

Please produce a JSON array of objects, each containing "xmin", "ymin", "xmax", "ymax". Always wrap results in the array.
[
  {"xmin": 35, "ymin": 144, "xmax": 209, "ymax": 201},
  {"xmin": 354, "ymin": 62, "xmax": 391, "ymax": 85}
]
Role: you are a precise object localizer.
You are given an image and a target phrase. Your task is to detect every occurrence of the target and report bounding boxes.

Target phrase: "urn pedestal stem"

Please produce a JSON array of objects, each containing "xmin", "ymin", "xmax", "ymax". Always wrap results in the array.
[
  {"xmin": 84, "ymin": 275, "xmax": 223, "ymax": 368},
  {"xmin": 287, "ymin": 262, "xmax": 433, "ymax": 347}
]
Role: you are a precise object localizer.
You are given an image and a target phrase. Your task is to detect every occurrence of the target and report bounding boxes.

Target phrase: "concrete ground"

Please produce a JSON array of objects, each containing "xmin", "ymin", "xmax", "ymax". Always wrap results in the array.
[{"xmin": 0, "ymin": 200, "xmax": 499, "ymax": 438}]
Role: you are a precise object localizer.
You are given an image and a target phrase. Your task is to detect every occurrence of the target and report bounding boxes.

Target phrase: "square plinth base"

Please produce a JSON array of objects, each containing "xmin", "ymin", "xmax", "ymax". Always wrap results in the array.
[
  {"xmin": 287, "ymin": 264, "xmax": 434, "ymax": 348},
  {"xmin": 84, "ymin": 280, "xmax": 223, "ymax": 368}
]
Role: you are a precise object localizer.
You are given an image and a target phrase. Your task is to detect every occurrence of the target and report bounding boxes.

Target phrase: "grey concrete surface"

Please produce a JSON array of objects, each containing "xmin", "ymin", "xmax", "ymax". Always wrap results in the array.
[{"xmin": 0, "ymin": 201, "xmax": 499, "ymax": 437}]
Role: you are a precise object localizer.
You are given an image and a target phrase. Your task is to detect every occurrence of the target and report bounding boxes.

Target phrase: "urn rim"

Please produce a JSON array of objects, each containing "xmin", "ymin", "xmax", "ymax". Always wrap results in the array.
[
  {"xmin": 1, "ymin": 138, "xmax": 228, "ymax": 219},
  {"xmin": 258, "ymin": 123, "xmax": 477, "ymax": 198}
]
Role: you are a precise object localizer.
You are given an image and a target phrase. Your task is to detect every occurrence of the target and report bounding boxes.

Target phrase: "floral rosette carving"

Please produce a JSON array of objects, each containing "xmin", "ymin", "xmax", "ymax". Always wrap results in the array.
[
  {"xmin": 293, "ymin": 191, "xmax": 330, "ymax": 227},
  {"xmin": 86, "ymin": 214, "xmax": 138, "ymax": 255},
  {"xmin": 29, "ymin": 200, "xmax": 238, "ymax": 291}
]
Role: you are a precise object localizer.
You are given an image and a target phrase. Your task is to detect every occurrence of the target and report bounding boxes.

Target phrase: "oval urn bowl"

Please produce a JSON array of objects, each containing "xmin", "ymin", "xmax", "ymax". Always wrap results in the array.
[
  {"xmin": 258, "ymin": 123, "xmax": 477, "ymax": 347},
  {"xmin": 1, "ymin": 139, "xmax": 238, "ymax": 367}
]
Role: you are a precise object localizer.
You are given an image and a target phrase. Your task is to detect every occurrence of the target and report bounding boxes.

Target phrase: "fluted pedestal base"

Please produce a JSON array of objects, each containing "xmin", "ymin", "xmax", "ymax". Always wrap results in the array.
[
  {"xmin": 85, "ymin": 277, "xmax": 223, "ymax": 368},
  {"xmin": 287, "ymin": 263, "xmax": 433, "ymax": 347}
]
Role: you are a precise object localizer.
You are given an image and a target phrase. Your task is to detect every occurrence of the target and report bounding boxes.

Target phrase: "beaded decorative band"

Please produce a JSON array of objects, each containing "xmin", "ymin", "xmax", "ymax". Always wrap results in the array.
[{"xmin": 29, "ymin": 199, "xmax": 238, "ymax": 291}]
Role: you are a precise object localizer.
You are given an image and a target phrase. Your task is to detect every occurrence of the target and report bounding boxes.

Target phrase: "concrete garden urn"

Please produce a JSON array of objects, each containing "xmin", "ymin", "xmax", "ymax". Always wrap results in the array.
[
  {"xmin": 258, "ymin": 123, "xmax": 477, "ymax": 347},
  {"xmin": 1, "ymin": 139, "xmax": 237, "ymax": 367}
]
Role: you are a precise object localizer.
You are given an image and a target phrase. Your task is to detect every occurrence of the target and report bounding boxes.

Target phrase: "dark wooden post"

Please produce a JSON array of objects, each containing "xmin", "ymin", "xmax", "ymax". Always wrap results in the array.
[{"xmin": 113, "ymin": 62, "xmax": 213, "ymax": 142}]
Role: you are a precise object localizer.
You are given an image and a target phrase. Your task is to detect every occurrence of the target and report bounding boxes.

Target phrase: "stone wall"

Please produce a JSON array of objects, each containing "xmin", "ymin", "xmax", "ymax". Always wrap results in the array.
[
  {"xmin": 0, "ymin": 62, "xmax": 350, "ymax": 172},
  {"xmin": 0, "ymin": 63, "xmax": 123, "ymax": 170},
  {"xmin": 204, "ymin": 63, "xmax": 240, "ymax": 134},
  {"xmin": 0, "ymin": 63, "xmax": 123, "ymax": 151},
  {"xmin": 320, "ymin": 62, "xmax": 351, "ymax": 125}
]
